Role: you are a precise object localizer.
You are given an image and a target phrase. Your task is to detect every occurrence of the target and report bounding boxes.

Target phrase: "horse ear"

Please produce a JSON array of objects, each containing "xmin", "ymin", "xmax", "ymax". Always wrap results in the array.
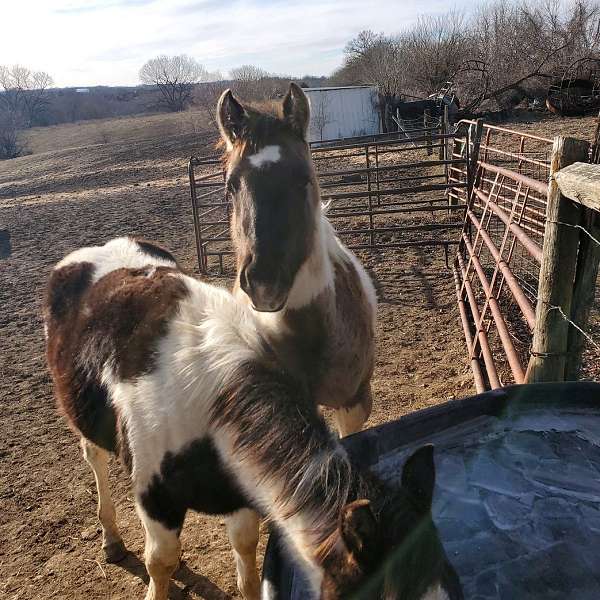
[
  {"xmin": 340, "ymin": 499, "xmax": 378, "ymax": 560},
  {"xmin": 217, "ymin": 89, "xmax": 247, "ymax": 150},
  {"xmin": 283, "ymin": 82, "xmax": 310, "ymax": 139},
  {"xmin": 401, "ymin": 445, "xmax": 435, "ymax": 514}
]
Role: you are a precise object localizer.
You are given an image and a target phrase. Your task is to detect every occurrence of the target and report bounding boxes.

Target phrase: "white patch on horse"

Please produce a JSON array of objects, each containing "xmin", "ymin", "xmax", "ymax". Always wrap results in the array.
[
  {"xmin": 261, "ymin": 578, "xmax": 276, "ymax": 600},
  {"xmin": 421, "ymin": 583, "xmax": 450, "ymax": 600},
  {"xmin": 248, "ymin": 145, "xmax": 281, "ymax": 168},
  {"xmin": 285, "ymin": 210, "xmax": 336, "ymax": 310},
  {"xmin": 104, "ymin": 273, "xmax": 266, "ymax": 489},
  {"xmin": 212, "ymin": 428, "xmax": 327, "ymax": 595},
  {"xmin": 55, "ymin": 237, "xmax": 175, "ymax": 283}
]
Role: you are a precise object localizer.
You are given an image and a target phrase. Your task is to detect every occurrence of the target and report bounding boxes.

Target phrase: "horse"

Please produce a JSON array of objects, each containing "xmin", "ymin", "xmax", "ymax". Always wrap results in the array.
[
  {"xmin": 44, "ymin": 237, "xmax": 462, "ymax": 600},
  {"xmin": 216, "ymin": 83, "xmax": 377, "ymax": 439}
]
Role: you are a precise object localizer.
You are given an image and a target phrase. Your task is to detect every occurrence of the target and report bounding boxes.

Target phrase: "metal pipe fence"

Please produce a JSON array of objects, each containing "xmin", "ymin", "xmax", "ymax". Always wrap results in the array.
[
  {"xmin": 450, "ymin": 121, "xmax": 554, "ymax": 391},
  {"xmin": 188, "ymin": 117, "xmax": 600, "ymax": 392},
  {"xmin": 451, "ymin": 121, "xmax": 600, "ymax": 391},
  {"xmin": 189, "ymin": 117, "xmax": 470, "ymax": 274}
]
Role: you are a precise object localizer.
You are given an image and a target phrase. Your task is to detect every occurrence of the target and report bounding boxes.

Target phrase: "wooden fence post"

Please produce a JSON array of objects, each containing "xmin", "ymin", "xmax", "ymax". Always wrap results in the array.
[
  {"xmin": 591, "ymin": 108, "xmax": 600, "ymax": 164},
  {"xmin": 438, "ymin": 105, "xmax": 447, "ymax": 161},
  {"xmin": 525, "ymin": 136, "xmax": 590, "ymax": 383},
  {"xmin": 552, "ymin": 161, "xmax": 600, "ymax": 379},
  {"xmin": 424, "ymin": 109, "xmax": 432, "ymax": 155},
  {"xmin": 467, "ymin": 119, "xmax": 484, "ymax": 202},
  {"xmin": 566, "ymin": 209, "xmax": 600, "ymax": 379}
]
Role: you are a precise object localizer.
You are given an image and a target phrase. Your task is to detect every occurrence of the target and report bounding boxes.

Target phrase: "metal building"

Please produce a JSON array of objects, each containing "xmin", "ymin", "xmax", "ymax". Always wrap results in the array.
[{"xmin": 302, "ymin": 85, "xmax": 380, "ymax": 144}]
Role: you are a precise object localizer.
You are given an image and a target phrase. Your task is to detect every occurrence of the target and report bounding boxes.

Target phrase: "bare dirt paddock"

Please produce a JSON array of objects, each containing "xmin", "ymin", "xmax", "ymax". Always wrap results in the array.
[{"xmin": 0, "ymin": 112, "xmax": 595, "ymax": 599}]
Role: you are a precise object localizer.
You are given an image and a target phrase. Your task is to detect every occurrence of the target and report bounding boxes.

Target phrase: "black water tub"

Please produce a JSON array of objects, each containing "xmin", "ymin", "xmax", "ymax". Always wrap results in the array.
[{"xmin": 262, "ymin": 382, "xmax": 600, "ymax": 599}]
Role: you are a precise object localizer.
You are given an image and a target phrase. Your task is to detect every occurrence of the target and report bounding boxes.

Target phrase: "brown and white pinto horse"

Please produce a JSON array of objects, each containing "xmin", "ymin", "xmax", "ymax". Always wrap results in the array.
[
  {"xmin": 44, "ymin": 238, "xmax": 462, "ymax": 600},
  {"xmin": 217, "ymin": 83, "xmax": 377, "ymax": 438}
]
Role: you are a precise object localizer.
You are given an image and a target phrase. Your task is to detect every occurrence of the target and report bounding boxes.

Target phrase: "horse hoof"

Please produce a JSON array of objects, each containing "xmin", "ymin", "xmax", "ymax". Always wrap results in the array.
[{"xmin": 104, "ymin": 540, "xmax": 127, "ymax": 563}]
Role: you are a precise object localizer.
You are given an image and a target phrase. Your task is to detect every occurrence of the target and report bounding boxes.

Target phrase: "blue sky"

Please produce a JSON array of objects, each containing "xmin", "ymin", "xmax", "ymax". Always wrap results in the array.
[{"xmin": 2, "ymin": 0, "xmax": 481, "ymax": 87}]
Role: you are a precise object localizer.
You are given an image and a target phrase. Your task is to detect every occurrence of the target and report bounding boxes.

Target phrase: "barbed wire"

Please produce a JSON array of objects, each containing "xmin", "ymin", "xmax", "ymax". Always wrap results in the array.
[
  {"xmin": 543, "ymin": 303, "xmax": 600, "ymax": 352},
  {"xmin": 547, "ymin": 220, "xmax": 600, "ymax": 248}
]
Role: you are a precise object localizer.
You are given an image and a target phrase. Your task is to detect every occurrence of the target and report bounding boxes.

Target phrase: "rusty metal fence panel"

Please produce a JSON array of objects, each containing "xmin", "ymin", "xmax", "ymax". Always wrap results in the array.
[{"xmin": 451, "ymin": 122, "xmax": 556, "ymax": 391}]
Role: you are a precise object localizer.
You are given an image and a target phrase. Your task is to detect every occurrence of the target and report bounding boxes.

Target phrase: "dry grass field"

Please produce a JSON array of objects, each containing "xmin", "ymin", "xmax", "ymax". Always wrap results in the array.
[
  {"xmin": 22, "ymin": 109, "xmax": 214, "ymax": 155},
  {"xmin": 0, "ymin": 110, "xmax": 598, "ymax": 599}
]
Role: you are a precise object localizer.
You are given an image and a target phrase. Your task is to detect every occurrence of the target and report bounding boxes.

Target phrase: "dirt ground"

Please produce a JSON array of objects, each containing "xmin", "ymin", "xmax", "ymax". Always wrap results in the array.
[{"xmin": 0, "ymin": 111, "xmax": 597, "ymax": 599}]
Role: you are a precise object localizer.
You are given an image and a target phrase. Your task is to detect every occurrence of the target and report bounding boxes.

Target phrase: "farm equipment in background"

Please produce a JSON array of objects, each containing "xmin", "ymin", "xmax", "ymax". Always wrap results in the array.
[{"xmin": 546, "ymin": 58, "xmax": 600, "ymax": 117}]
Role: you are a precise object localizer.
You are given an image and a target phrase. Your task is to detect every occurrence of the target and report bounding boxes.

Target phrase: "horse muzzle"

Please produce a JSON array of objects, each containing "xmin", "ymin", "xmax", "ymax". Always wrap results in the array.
[{"xmin": 240, "ymin": 260, "xmax": 289, "ymax": 312}]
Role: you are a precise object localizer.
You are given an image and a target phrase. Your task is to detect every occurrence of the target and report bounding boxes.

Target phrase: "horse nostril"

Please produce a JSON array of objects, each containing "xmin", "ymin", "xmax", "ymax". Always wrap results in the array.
[{"xmin": 240, "ymin": 255, "xmax": 254, "ymax": 293}]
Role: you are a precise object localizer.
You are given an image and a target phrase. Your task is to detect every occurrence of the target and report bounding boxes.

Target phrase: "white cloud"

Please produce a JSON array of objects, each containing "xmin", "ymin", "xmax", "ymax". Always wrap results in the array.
[{"xmin": 1, "ymin": 0, "xmax": 478, "ymax": 87}]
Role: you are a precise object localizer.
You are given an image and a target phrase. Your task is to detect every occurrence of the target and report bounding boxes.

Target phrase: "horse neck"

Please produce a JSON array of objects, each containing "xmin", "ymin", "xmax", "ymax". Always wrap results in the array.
[{"xmin": 284, "ymin": 208, "xmax": 342, "ymax": 312}]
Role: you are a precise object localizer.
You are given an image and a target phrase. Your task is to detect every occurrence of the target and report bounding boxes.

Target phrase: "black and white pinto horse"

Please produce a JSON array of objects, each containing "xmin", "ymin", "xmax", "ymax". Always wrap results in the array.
[
  {"xmin": 217, "ymin": 84, "xmax": 377, "ymax": 438},
  {"xmin": 44, "ymin": 238, "xmax": 462, "ymax": 600}
]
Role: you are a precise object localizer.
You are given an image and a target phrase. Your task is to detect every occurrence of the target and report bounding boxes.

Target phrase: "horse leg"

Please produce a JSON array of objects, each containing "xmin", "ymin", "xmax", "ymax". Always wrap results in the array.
[
  {"xmin": 333, "ymin": 382, "xmax": 373, "ymax": 437},
  {"xmin": 226, "ymin": 508, "xmax": 261, "ymax": 600},
  {"xmin": 81, "ymin": 438, "xmax": 126, "ymax": 562},
  {"xmin": 138, "ymin": 506, "xmax": 181, "ymax": 600}
]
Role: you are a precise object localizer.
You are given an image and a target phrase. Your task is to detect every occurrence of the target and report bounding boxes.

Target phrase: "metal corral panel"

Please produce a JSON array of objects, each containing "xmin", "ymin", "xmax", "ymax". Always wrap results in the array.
[{"xmin": 303, "ymin": 85, "xmax": 380, "ymax": 144}]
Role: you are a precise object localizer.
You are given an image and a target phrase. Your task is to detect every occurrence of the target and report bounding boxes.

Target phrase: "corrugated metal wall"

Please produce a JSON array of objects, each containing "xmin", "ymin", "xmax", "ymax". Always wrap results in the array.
[{"xmin": 303, "ymin": 86, "xmax": 380, "ymax": 143}]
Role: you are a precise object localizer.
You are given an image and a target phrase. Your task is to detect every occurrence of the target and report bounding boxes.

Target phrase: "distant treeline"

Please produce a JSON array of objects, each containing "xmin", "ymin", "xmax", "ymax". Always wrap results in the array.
[
  {"xmin": 330, "ymin": 0, "xmax": 600, "ymax": 112},
  {"xmin": 17, "ymin": 75, "xmax": 331, "ymax": 128}
]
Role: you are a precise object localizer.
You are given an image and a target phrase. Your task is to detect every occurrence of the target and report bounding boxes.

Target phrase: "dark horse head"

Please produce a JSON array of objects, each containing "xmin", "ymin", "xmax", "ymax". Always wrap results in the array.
[
  {"xmin": 217, "ymin": 83, "xmax": 319, "ymax": 312},
  {"xmin": 321, "ymin": 445, "xmax": 463, "ymax": 600}
]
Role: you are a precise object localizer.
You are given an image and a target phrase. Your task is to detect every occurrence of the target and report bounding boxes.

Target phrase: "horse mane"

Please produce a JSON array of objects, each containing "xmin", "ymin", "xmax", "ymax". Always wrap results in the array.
[{"xmin": 210, "ymin": 361, "xmax": 356, "ymax": 547}]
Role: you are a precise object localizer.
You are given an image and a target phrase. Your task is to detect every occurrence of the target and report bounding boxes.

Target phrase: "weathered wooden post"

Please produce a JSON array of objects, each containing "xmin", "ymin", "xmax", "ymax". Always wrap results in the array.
[
  {"xmin": 439, "ymin": 105, "xmax": 448, "ymax": 161},
  {"xmin": 591, "ymin": 108, "xmax": 600, "ymax": 164},
  {"xmin": 424, "ymin": 109, "xmax": 432, "ymax": 155},
  {"xmin": 467, "ymin": 119, "xmax": 484, "ymax": 202},
  {"xmin": 551, "ymin": 161, "xmax": 600, "ymax": 379},
  {"xmin": 525, "ymin": 137, "xmax": 590, "ymax": 383}
]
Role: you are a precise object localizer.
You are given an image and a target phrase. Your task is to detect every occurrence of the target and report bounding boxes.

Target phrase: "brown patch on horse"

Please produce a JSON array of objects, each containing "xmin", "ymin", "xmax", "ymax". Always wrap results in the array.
[
  {"xmin": 76, "ymin": 266, "xmax": 188, "ymax": 380},
  {"xmin": 277, "ymin": 257, "xmax": 375, "ymax": 409},
  {"xmin": 331, "ymin": 258, "xmax": 375, "ymax": 388},
  {"xmin": 45, "ymin": 265, "xmax": 189, "ymax": 450},
  {"xmin": 117, "ymin": 416, "xmax": 133, "ymax": 474}
]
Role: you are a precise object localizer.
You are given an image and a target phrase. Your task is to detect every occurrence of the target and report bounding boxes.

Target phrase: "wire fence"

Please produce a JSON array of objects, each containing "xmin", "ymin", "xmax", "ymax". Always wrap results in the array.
[{"xmin": 452, "ymin": 120, "xmax": 600, "ymax": 390}]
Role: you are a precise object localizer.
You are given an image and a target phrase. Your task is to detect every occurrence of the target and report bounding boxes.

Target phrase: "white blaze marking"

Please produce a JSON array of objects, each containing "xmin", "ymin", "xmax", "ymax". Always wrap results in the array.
[{"xmin": 248, "ymin": 145, "xmax": 281, "ymax": 168}]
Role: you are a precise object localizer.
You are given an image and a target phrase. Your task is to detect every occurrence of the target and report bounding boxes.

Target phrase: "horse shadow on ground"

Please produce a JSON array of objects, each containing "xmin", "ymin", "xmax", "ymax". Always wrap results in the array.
[
  {"xmin": 370, "ymin": 264, "xmax": 443, "ymax": 310},
  {"xmin": 117, "ymin": 552, "xmax": 232, "ymax": 600}
]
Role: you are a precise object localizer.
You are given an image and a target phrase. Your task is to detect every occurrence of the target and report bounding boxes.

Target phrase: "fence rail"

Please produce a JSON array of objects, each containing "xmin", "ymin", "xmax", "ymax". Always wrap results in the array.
[
  {"xmin": 451, "ymin": 119, "xmax": 600, "ymax": 390},
  {"xmin": 189, "ymin": 115, "xmax": 469, "ymax": 274}
]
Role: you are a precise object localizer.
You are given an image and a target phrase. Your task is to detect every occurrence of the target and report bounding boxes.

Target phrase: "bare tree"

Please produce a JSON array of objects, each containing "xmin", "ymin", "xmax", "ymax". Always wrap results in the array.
[
  {"xmin": 139, "ymin": 55, "xmax": 212, "ymax": 112},
  {"xmin": 333, "ymin": 1, "xmax": 600, "ymax": 114},
  {"xmin": 0, "ymin": 110, "xmax": 26, "ymax": 160},
  {"xmin": 0, "ymin": 65, "xmax": 54, "ymax": 126},
  {"xmin": 334, "ymin": 31, "xmax": 406, "ymax": 97},
  {"xmin": 311, "ymin": 93, "xmax": 332, "ymax": 141},
  {"xmin": 229, "ymin": 65, "xmax": 284, "ymax": 100},
  {"xmin": 192, "ymin": 79, "xmax": 227, "ymax": 129},
  {"xmin": 401, "ymin": 13, "xmax": 470, "ymax": 95}
]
